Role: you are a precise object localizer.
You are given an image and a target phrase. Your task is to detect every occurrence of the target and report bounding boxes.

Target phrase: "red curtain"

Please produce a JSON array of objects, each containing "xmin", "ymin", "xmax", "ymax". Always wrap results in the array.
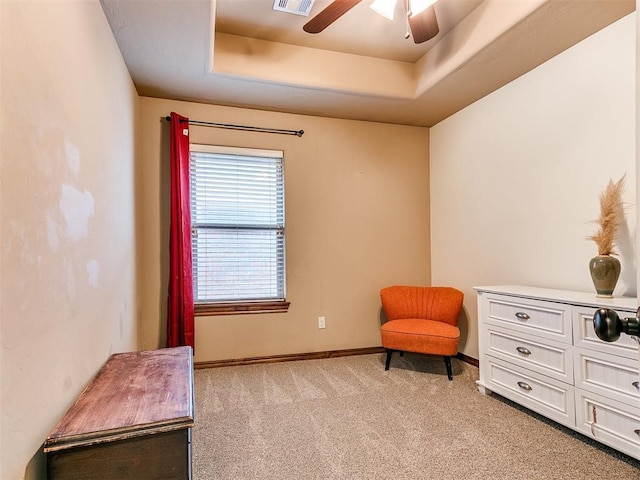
[{"xmin": 166, "ymin": 112, "xmax": 195, "ymax": 349}]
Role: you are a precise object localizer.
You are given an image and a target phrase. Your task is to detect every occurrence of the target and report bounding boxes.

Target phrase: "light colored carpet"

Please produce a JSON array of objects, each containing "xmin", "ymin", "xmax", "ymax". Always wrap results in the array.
[{"xmin": 193, "ymin": 353, "xmax": 640, "ymax": 479}]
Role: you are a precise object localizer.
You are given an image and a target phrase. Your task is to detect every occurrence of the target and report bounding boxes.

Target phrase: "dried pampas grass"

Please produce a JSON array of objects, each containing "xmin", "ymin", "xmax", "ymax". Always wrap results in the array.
[{"xmin": 587, "ymin": 175, "xmax": 626, "ymax": 256}]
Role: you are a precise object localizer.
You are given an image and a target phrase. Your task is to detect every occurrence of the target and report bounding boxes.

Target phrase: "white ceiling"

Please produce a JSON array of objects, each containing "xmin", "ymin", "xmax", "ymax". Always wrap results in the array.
[{"xmin": 100, "ymin": 0, "xmax": 635, "ymax": 127}]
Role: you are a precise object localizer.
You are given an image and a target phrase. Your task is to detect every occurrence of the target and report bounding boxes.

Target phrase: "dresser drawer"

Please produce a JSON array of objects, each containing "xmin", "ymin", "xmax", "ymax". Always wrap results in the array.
[
  {"xmin": 575, "ymin": 389, "xmax": 640, "ymax": 461},
  {"xmin": 484, "ymin": 294, "xmax": 571, "ymax": 343},
  {"xmin": 573, "ymin": 306, "xmax": 639, "ymax": 359},
  {"xmin": 573, "ymin": 347, "xmax": 640, "ymax": 406},
  {"xmin": 481, "ymin": 356, "xmax": 575, "ymax": 428},
  {"xmin": 486, "ymin": 325, "xmax": 573, "ymax": 383}
]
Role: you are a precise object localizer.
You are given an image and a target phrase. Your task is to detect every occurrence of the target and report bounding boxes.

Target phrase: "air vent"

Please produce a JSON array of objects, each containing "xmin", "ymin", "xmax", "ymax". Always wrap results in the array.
[{"xmin": 273, "ymin": 0, "xmax": 315, "ymax": 17}]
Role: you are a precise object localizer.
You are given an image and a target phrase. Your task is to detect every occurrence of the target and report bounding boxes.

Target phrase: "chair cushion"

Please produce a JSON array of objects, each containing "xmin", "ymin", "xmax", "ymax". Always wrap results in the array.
[{"xmin": 380, "ymin": 319, "xmax": 460, "ymax": 356}]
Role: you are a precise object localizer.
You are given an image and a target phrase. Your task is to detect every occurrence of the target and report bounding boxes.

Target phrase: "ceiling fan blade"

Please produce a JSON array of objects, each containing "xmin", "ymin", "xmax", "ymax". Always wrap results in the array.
[
  {"xmin": 408, "ymin": 5, "xmax": 439, "ymax": 44},
  {"xmin": 303, "ymin": 0, "xmax": 362, "ymax": 34}
]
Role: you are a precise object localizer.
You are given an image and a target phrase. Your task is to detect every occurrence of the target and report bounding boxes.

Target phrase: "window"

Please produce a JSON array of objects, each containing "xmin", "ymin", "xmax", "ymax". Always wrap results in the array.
[{"xmin": 190, "ymin": 145, "xmax": 289, "ymax": 315}]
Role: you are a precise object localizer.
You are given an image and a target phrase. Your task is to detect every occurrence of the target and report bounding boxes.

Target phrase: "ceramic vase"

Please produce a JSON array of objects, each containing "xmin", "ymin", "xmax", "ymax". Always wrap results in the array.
[{"xmin": 589, "ymin": 255, "xmax": 621, "ymax": 298}]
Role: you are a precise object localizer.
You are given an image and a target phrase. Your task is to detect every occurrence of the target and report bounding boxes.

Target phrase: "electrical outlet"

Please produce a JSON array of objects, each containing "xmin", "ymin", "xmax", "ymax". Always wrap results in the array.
[{"xmin": 318, "ymin": 316, "xmax": 326, "ymax": 329}]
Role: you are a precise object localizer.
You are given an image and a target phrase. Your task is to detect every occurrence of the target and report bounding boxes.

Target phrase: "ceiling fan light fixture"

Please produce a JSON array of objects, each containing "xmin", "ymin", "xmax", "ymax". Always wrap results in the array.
[
  {"xmin": 370, "ymin": 0, "xmax": 396, "ymax": 21},
  {"xmin": 408, "ymin": 0, "xmax": 437, "ymax": 17}
]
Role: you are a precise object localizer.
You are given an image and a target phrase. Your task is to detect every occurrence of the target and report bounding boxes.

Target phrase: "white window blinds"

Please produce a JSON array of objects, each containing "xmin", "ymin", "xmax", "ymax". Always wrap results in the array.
[{"xmin": 190, "ymin": 145, "xmax": 285, "ymax": 303}]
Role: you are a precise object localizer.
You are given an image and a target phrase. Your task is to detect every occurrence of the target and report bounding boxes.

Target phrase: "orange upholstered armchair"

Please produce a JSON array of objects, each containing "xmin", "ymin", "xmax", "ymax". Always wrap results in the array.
[{"xmin": 380, "ymin": 286, "xmax": 464, "ymax": 380}]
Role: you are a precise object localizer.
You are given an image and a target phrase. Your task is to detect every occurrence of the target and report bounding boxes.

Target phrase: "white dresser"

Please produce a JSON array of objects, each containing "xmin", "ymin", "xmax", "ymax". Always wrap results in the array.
[{"xmin": 476, "ymin": 286, "xmax": 640, "ymax": 460}]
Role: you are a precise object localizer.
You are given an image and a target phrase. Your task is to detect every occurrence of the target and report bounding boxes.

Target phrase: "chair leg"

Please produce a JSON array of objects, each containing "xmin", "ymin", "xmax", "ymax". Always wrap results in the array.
[
  {"xmin": 384, "ymin": 349, "xmax": 393, "ymax": 370},
  {"xmin": 444, "ymin": 356, "xmax": 453, "ymax": 380}
]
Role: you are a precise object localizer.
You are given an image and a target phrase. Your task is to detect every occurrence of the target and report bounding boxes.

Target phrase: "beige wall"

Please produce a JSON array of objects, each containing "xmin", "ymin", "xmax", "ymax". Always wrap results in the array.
[
  {"xmin": 0, "ymin": 1, "xmax": 139, "ymax": 479},
  {"xmin": 430, "ymin": 13, "xmax": 636, "ymax": 359},
  {"xmin": 636, "ymin": 2, "xmax": 640, "ymax": 294},
  {"xmin": 138, "ymin": 98, "xmax": 430, "ymax": 363}
]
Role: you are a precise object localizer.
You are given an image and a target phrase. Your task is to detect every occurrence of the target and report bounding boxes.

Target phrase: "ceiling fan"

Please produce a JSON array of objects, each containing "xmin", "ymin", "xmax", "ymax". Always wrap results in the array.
[{"xmin": 303, "ymin": 0, "xmax": 440, "ymax": 44}]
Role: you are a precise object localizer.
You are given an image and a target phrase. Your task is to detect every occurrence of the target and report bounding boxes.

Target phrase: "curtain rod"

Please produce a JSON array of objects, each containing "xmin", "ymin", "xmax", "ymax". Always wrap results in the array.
[{"xmin": 165, "ymin": 116, "xmax": 304, "ymax": 137}]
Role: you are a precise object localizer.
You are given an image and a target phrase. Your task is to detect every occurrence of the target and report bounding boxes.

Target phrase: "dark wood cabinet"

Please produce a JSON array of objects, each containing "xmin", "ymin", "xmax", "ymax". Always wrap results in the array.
[{"xmin": 44, "ymin": 347, "xmax": 194, "ymax": 480}]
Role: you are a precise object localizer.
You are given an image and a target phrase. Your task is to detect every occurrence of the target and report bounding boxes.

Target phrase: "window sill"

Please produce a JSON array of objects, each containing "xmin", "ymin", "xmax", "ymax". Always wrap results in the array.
[{"xmin": 194, "ymin": 300, "xmax": 290, "ymax": 316}]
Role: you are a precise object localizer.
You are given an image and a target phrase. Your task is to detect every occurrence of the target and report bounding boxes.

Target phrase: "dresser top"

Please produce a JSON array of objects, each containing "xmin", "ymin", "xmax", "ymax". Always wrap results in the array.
[
  {"xmin": 44, "ymin": 346, "xmax": 194, "ymax": 452},
  {"xmin": 474, "ymin": 285, "xmax": 638, "ymax": 311}
]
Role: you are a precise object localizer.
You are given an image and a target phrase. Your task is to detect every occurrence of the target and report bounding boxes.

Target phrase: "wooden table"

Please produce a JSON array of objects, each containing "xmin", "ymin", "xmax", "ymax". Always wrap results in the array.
[{"xmin": 44, "ymin": 347, "xmax": 194, "ymax": 480}]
